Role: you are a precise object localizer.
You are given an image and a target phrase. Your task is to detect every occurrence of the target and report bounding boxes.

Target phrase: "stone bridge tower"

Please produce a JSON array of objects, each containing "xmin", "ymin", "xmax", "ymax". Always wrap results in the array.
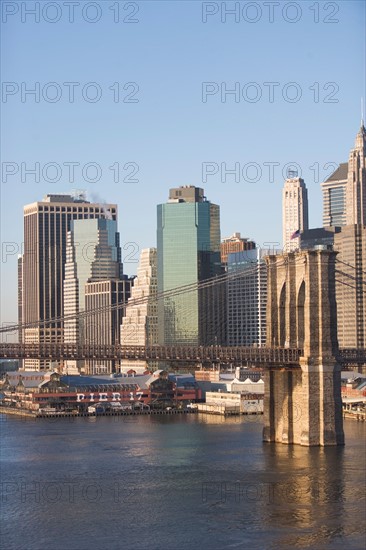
[{"xmin": 263, "ymin": 248, "xmax": 344, "ymax": 446}]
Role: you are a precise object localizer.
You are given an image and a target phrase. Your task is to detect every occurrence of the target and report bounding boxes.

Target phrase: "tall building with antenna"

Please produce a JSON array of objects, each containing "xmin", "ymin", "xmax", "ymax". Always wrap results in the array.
[
  {"xmin": 345, "ymin": 121, "xmax": 366, "ymax": 225},
  {"xmin": 316, "ymin": 121, "xmax": 366, "ymax": 348},
  {"xmin": 334, "ymin": 120, "xmax": 366, "ymax": 348},
  {"xmin": 282, "ymin": 175, "xmax": 309, "ymax": 252}
]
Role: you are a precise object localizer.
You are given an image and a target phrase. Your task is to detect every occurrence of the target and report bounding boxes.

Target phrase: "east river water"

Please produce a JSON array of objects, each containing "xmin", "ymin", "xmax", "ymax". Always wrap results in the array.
[{"xmin": 1, "ymin": 414, "xmax": 365, "ymax": 550}]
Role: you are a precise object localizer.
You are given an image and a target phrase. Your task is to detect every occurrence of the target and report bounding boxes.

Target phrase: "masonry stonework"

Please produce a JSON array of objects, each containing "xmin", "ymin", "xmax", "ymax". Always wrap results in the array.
[{"xmin": 263, "ymin": 249, "xmax": 344, "ymax": 446}]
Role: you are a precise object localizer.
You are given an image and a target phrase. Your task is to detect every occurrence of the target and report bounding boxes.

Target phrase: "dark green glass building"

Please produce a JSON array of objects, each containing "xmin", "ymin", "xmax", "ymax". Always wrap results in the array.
[{"xmin": 157, "ymin": 186, "xmax": 225, "ymax": 346}]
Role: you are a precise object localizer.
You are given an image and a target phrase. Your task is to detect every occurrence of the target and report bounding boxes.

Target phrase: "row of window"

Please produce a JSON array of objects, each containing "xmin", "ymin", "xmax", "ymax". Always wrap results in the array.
[{"xmin": 38, "ymin": 206, "xmax": 116, "ymax": 214}]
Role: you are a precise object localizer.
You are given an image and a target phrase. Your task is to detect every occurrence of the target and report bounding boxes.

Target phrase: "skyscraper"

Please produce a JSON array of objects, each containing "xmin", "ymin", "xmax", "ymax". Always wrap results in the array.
[
  {"xmin": 84, "ymin": 278, "xmax": 132, "ymax": 374},
  {"xmin": 63, "ymin": 218, "xmax": 123, "ymax": 373},
  {"xmin": 318, "ymin": 123, "xmax": 366, "ymax": 349},
  {"xmin": 346, "ymin": 123, "xmax": 366, "ymax": 225},
  {"xmin": 220, "ymin": 232, "xmax": 256, "ymax": 265},
  {"xmin": 321, "ymin": 163, "xmax": 347, "ymax": 227},
  {"xmin": 227, "ymin": 247, "xmax": 267, "ymax": 347},
  {"xmin": 157, "ymin": 186, "xmax": 224, "ymax": 346},
  {"xmin": 120, "ymin": 248, "xmax": 158, "ymax": 373},
  {"xmin": 333, "ymin": 123, "xmax": 366, "ymax": 349},
  {"xmin": 20, "ymin": 194, "xmax": 117, "ymax": 370},
  {"xmin": 334, "ymin": 225, "xmax": 366, "ymax": 349},
  {"xmin": 282, "ymin": 177, "xmax": 309, "ymax": 252},
  {"xmin": 18, "ymin": 255, "xmax": 24, "ymax": 348}
]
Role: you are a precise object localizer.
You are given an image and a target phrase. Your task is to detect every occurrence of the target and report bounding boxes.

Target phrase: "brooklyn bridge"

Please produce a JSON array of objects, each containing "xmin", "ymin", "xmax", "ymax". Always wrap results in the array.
[{"xmin": 1, "ymin": 248, "xmax": 365, "ymax": 446}]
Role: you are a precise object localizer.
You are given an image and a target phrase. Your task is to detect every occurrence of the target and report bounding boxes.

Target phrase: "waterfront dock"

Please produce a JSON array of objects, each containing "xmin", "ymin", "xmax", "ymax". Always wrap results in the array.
[
  {"xmin": 343, "ymin": 410, "xmax": 366, "ymax": 421},
  {"xmin": 0, "ymin": 406, "xmax": 198, "ymax": 419}
]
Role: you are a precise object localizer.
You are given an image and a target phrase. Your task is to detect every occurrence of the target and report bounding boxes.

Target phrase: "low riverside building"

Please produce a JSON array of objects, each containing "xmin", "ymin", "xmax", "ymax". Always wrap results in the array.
[
  {"xmin": 3, "ymin": 370, "xmax": 54, "ymax": 386},
  {"xmin": 0, "ymin": 371, "xmax": 60, "ymax": 411},
  {"xmin": 196, "ymin": 391, "xmax": 263, "ymax": 415},
  {"xmin": 226, "ymin": 377, "xmax": 264, "ymax": 394},
  {"xmin": 341, "ymin": 373, "xmax": 366, "ymax": 399},
  {"xmin": 0, "ymin": 370, "xmax": 201, "ymax": 412},
  {"xmin": 194, "ymin": 369, "xmax": 265, "ymax": 415},
  {"xmin": 195, "ymin": 368, "xmax": 264, "ymax": 398}
]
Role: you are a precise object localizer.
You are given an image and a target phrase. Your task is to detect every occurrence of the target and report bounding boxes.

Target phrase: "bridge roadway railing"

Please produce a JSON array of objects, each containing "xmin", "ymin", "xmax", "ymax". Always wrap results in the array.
[
  {"xmin": 0, "ymin": 343, "xmax": 302, "ymax": 366},
  {"xmin": 0, "ymin": 343, "xmax": 364, "ymax": 366},
  {"xmin": 336, "ymin": 348, "xmax": 366, "ymax": 367}
]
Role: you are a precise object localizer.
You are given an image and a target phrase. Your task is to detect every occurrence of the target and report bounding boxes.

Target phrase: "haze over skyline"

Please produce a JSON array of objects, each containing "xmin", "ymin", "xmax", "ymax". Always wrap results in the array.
[{"xmin": 1, "ymin": 0, "xmax": 365, "ymax": 324}]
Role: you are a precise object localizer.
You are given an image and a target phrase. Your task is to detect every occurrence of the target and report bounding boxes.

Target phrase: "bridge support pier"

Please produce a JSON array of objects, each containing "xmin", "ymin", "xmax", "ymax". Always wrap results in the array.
[
  {"xmin": 263, "ymin": 363, "xmax": 344, "ymax": 446},
  {"xmin": 264, "ymin": 249, "xmax": 344, "ymax": 446}
]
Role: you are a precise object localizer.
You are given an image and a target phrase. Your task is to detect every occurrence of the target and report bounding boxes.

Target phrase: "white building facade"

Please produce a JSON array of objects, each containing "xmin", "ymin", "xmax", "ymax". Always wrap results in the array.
[
  {"xmin": 282, "ymin": 177, "xmax": 309, "ymax": 252},
  {"xmin": 120, "ymin": 248, "xmax": 158, "ymax": 373},
  {"xmin": 227, "ymin": 248, "xmax": 267, "ymax": 347}
]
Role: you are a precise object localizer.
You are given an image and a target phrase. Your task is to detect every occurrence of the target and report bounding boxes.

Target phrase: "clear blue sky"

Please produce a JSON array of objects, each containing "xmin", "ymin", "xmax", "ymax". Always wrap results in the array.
[{"xmin": 1, "ymin": 0, "xmax": 365, "ymax": 325}]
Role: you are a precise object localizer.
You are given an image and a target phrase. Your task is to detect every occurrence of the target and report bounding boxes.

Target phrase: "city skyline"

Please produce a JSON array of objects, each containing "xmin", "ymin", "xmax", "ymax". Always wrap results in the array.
[
  {"xmin": 11, "ymin": 112, "xmax": 366, "ymax": 360},
  {"xmin": 2, "ymin": 118, "xmax": 365, "ymax": 329}
]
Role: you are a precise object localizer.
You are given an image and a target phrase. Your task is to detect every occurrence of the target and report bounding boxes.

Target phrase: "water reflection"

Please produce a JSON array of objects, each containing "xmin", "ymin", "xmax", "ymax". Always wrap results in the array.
[
  {"xmin": 0, "ymin": 415, "xmax": 364, "ymax": 550},
  {"xmin": 260, "ymin": 436, "xmax": 362, "ymax": 549}
]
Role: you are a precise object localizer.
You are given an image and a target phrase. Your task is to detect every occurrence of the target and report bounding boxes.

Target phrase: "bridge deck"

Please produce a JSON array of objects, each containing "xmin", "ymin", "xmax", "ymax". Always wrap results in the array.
[
  {"xmin": 0, "ymin": 343, "xmax": 364, "ymax": 367},
  {"xmin": 0, "ymin": 343, "xmax": 301, "ymax": 365}
]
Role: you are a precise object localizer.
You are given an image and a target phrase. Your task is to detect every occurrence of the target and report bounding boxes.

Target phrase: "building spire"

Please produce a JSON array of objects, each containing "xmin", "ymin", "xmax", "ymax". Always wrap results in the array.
[
  {"xmin": 361, "ymin": 97, "xmax": 364, "ymax": 128},
  {"xmin": 354, "ymin": 107, "xmax": 366, "ymax": 149}
]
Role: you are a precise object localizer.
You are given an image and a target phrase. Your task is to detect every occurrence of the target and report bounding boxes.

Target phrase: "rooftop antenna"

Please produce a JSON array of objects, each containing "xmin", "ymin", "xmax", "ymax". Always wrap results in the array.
[
  {"xmin": 287, "ymin": 169, "xmax": 298, "ymax": 179},
  {"xmin": 361, "ymin": 97, "xmax": 364, "ymax": 127}
]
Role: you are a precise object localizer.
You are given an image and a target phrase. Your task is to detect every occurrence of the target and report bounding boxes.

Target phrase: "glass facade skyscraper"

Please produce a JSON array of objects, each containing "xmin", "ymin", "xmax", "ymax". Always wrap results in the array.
[
  {"xmin": 321, "ymin": 162, "xmax": 347, "ymax": 228},
  {"xmin": 157, "ymin": 186, "xmax": 223, "ymax": 346},
  {"xmin": 64, "ymin": 218, "xmax": 122, "ymax": 311},
  {"xmin": 63, "ymin": 218, "xmax": 123, "ymax": 373}
]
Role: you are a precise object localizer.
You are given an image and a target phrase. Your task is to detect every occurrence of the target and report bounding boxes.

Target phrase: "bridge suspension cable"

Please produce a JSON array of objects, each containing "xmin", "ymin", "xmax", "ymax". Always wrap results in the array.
[
  {"xmin": 3, "ymin": 254, "xmax": 364, "ymax": 338},
  {"xmin": 1, "ymin": 260, "xmax": 281, "ymax": 335}
]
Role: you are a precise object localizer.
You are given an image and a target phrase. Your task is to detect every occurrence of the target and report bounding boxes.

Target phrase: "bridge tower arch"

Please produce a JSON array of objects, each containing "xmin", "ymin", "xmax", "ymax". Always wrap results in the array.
[{"xmin": 263, "ymin": 248, "xmax": 344, "ymax": 446}]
